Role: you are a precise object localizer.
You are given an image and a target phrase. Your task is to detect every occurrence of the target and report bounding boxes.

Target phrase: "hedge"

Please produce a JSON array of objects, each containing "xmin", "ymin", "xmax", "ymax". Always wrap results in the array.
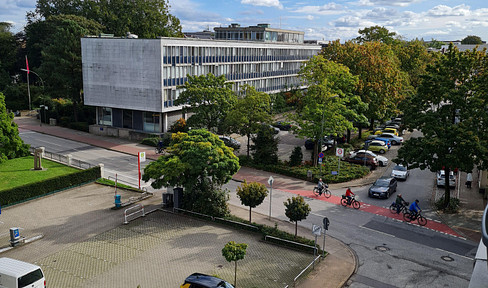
[{"xmin": 0, "ymin": 166, "xmax": 101, "ymax": 207}]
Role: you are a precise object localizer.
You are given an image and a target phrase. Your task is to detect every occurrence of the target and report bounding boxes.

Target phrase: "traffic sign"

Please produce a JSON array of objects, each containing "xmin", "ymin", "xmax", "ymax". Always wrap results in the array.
[
  {"xmin": 318, "ymin": 158, "xmax": 322, "ymax": 164},
  {"xmin": 336, "ymin": 147, "xmax": 344, "ymax": 157},
  {"xmin": 318, "ymin": 152, "xmax": 324, "ymax": 158},
  {"xmin": 312, "ymin": 224, "xmax": 322, "ymax": 236},
  {"xmin": 268, "ymin": 176, "xmax": 274, "ymax": 186},
  {"xmin": 323, "ymin": 217, "xmax": 330, "ymax": 230}
]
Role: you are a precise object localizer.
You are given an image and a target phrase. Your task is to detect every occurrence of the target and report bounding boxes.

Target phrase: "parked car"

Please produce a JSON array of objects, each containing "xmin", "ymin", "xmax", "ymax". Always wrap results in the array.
[
  {"xmin": 373, "ymin": 137, "xmax": 392, "ymax": 149},
  {"xmin": 219, "ymin": 136, "xmax": 241, "ymax": 150},
  {"xmin": 436, "ymin": 170, "xmax": 456, "ymax": 188},
  {"xmin": 181, "ymin": 273, "xmax": 234, "ymax": 288},
  {"xmin": 262, "ymin": 123, "xmax": 280, "ymax": 135},
  {"xmin": 391, "ymin": 164, "xmax": 409, "ymax": 180},
  {"xmin": 369, "ymin": 133, "xmax": 403, "ymax": 145},
  {"xmin": 272, "ymin": 121, "xmax": 293, "ymax": 131},
  {"xmin": 350, "ymin": 150, "xmax": 388, "ymax": 167},
  {"xmin": 374, "ymin": 127, "xmax": 399, "ymax": 136},
  {"xmin": 361, "ymin": 140, "xmax": 388, "ymax": 154},
  {"xmin": 304, "ymin": 136, "xmax": 334, "ymax": 151},
  {"xmin": 343, "ymin": 153, "xmax": 378, "ymax": 170},
  {"xmin": 368, "ymin": 176, "xmax": 398, "ymax": 198}
]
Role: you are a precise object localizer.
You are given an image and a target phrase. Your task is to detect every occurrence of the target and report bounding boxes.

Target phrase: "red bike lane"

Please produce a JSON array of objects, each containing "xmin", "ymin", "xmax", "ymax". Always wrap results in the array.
[{"xmin": 282, "ymin": 189, "xmax": 463, "ymax": 238}]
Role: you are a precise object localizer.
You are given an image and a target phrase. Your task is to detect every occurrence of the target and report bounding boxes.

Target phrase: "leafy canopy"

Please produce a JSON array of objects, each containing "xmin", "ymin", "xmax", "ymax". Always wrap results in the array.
[
  {"xmin": 355, "ymin": 25, "xmax": 400, "ymax": 45},
  {"xmin": 284, "ymin": 196, "xmax": 311, "ymax": 237},
  {"xmin": 236, "ymin": 180, "xmax": 268, "ymax": 222},
  {"xmin": 461, "ymin": 35, "xmax": 483, "ymax": 45},
  {"xmin": 0, "ymin": 93, "xmax": 30, "ymax": 163}
]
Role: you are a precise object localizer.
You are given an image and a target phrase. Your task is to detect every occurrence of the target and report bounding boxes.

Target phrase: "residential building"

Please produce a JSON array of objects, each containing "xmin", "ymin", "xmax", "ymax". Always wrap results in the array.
[{"xmin": 81, "ymin": 34, "xmax": 320, "ymax": 138}]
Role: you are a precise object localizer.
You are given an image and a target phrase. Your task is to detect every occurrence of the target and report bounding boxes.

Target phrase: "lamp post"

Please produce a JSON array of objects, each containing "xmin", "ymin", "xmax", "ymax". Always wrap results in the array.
[
  {"xmin": 21, "ymin": 68, "xmax": 44, "ymax": 111},
  {"xmin": 319, "ymin": 95, "xmax": 339, "ymax": 176}
]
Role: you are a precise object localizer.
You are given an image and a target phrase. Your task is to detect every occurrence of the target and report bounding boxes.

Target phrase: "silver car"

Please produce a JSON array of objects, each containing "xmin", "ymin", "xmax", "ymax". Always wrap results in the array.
[{"xmin": 391, "ymin": 164, "xmax": 409, "ymax": 180}]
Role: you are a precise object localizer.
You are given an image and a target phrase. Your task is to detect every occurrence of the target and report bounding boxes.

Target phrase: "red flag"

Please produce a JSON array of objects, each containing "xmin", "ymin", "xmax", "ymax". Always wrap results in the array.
[{"xmin": 25, "ymin": 55, "xmax": 29, "ymax": 74}]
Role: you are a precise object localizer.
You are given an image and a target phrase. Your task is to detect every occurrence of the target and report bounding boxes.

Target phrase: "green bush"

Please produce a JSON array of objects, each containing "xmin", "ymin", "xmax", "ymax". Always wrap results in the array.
[
  {"xmin": 141, "ymin": 136, "xmax": 159, "ymax": 147},
  {"xmin": 0, "ymin": 166, "xmax": 101, "ymax": 207},
  {"xmin": 289, "ymin": 146, "xmax": 303, "ymax": 166},
  {"xmin": 435, "ymin": 196, "xmax": 460, "ymax": 213}
]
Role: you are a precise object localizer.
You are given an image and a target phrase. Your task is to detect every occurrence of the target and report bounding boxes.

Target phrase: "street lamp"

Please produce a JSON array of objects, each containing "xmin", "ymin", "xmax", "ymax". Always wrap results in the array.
[
  {"xmin": 21, "ymin": 68, "xmax": 44, "ymax": 111},
  {"xmin": 320, "ymin": 95, "xmax": 339, "ymax": 176}
]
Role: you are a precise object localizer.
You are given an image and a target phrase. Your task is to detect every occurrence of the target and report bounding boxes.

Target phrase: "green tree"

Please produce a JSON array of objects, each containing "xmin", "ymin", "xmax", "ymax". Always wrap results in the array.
[
  {"xmin": 428, "ymin": 39, "xmax": 445, "ymax": 49},
  {"xmin": 0, "ymin": 93, "xmax": 30, "ymax": 163},
  {"xmin": 0, "ymin": 23, "xmax": 18, "ymax": 90},
  {"xmin": 222, "ymin": 241, "xmax": 248, "ymax": 287},
  {"xmin": 392, "ymin": 39, "xmax": 434, "ymax": 90},
  {"xmin": 289, "ymin": 146, "xmax": 303, "ymax": 166},
  {"xmin": 321, "ymin": 40, "xmax": 410, "ymax": 130},
  {"xmin": 395, "ymin": 44, "xmax": 488, "ymax": 210},
  {"xmin": 461, "ymin": 35, "xmax": 483, "ymax": 45},
  {"xmin": 236, "ymin": 181, "xmax": 268, "ymax": 222},
  {"xmin": 250, "ymin": 124, "xmax": 279, "ymax": 165},
  {"xmin": 284, "ymin": 196, "xmax": 311, "ymax": 237},
  {"xmin": 175, "ymin": 74, "xmax": 236, "ymax": 133},
  {"xmin": 291, "ymin": 55, "xmax": 365, "ymax": 165},
  {"xmin": 355, "ymin": 25, "xmax": 399, "ymax": 45},
  {"xmin": 30, "ymin": 0, "xmax": 182, "ymax": 38},
  {"xmin": 226, "ymin": 85, "xmax": 272, "ymax": 157},
  {"xmin": 142, "ymin": 129, "xmax": 240, "ymax": 216}
]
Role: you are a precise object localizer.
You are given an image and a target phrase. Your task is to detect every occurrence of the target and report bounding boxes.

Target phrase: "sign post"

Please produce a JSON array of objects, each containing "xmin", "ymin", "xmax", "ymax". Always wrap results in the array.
[
  {"xmin": 268, "ymin": 176, "xmax": 274, "ymax": 220},
  {"xmin": 312, "ymin": 224, "xmax": 322, "ymax": 259},
  {"xmin": 322, "ymin": 217, "xmax": 330, "ymax": 257},
  {"xmin": 138, "ymin": 152, "xmax": 146, "ymax": 189},
  {"xmin": 318, "ymin": 152, "xmax": 324, "ymax": 176},
  {"xmin": 336, "ymin": 148, "xmax": 344, "ymax": 175}
]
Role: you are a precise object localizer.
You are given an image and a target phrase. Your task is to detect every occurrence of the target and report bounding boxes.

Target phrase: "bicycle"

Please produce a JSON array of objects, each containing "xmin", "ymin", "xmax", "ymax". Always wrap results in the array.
[
  {"xmin": 389, "ymin": 201, "xmax": 409, "ymax": 214},
  {"xmin": 155, "ymin": 146, "xmax": 164, "ymax": 154},
  {"xmin": 341, "ymin": 195, "xmax": 360, "ymax": 209},
  {"xmin": 403, "ymin": 211, "xmax": 427, "ymax": 226},
  {"xmin": 313, "ymin": 186, "xmax": 331, "ymax": 198}
]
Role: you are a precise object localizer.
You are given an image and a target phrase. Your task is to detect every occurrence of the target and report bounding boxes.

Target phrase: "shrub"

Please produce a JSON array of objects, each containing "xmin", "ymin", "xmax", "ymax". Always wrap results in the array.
[
  {"xmin": 251, "ymin": 125, "xmax": 279, "ymax": 165},
  {"xmin": 435, "ymin": 196, "xmax": 460, "ymax": 213},
  {"xmin": 170, "ymin": 118, "xmax": 188, "ymax": 133},
  {"xmin": 289, "ymin": 146, "xmax": 303, "ymax": 166},
  {"xmin": 141, "ymin": 136, "xmax": 159, "ymax": 147}
]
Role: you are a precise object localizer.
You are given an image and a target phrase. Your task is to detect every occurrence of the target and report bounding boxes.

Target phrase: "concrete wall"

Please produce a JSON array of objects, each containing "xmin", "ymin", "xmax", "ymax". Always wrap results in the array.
[{"xmin": 82, "ymin": 38, "xmax": 163, "ymax": 112}]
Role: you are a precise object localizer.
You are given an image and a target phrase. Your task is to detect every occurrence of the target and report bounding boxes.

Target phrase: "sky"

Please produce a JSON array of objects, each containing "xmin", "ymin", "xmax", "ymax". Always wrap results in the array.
[{"xmin": 2, "ymin": 0, "xmax": 488, "ymax": 42}]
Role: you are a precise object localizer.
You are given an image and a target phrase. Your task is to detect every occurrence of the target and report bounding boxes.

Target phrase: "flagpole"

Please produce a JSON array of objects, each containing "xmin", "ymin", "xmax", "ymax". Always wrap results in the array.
[{"xmin": 138, "ymin": 153, "xmax": 141, "ymax": 190}]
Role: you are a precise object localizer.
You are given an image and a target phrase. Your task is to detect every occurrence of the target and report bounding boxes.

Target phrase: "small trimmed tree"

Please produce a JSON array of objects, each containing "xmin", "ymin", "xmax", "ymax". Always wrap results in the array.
[
  {"xmin": 222, "ymin": 241, "xmax": 248, "ymax": 288},
  {"xmin": 250, "ymin": 124, "xmax": 279, "ymax": 165},
  {"xmin": 236, "ymin": 181, "xmax": 268, "ymax": 222},
  {"xmin": 284, "ymin": 196, "xmax": 311, "ymax": 238},
  {"xmin": 289, "ymin": 146, "xmax": 303, "ymax": 166}
]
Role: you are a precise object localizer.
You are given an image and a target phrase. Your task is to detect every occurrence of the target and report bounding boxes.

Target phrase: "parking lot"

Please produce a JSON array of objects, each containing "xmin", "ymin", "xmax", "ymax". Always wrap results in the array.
[{"xmin": 0, "ymin": 184, "xmax": 312, "ymax": 287}]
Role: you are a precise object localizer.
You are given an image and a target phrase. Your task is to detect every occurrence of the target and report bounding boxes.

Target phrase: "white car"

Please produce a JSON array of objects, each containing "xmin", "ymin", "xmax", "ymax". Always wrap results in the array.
[
  {"xmin": 391, "ymin": 164, "xmax": 409, "ymax": 180},
  {"xmin": 436, "ymin": 170, "xmax": 456, "ymax": 187},
  {"xmin": 349, "ymin": 150, "xmax": 388, "ymax": 167}
]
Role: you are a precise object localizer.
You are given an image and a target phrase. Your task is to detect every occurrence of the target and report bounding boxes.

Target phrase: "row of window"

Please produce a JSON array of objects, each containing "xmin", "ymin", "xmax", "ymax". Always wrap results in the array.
[
  {"xmin": 163, "ymin": 55, "xmax": 311, "ymax": 65},
  {"xmin": 214, "ymin": 31, "xmax": 304, "ymax": 43},
  {"xmin": 162, "ymin": 45, "xmax": 317, "ymax": 58}
]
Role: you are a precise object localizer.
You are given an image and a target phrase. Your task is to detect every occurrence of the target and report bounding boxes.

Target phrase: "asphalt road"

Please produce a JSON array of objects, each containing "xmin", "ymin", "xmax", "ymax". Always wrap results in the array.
[{"xmin": 19, "ymin": 129, "xmax": 478, "ymax": 287}]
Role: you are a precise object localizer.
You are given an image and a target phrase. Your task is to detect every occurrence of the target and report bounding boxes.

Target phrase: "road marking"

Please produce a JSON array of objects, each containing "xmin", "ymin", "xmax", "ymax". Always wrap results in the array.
[
  {"xmin": 360, "ymin": 225, "xmax": 396, "ymax": 238},
  {"xmin": 435, "ymin": 248, "xmax": 474, "ymax": 260}
]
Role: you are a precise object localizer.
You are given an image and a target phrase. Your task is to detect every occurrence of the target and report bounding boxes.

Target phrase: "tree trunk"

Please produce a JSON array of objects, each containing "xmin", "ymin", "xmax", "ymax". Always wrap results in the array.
[
  {"xmin": 443, "ymin": 167, "xmax": 451, "ymax": 209},
  {"xmin": 358, "ymin": 125, "xmax": 362, "ymax": 139},
  {"xmin": 246, "ymin": 133, "xmax": 250, "ymax": 157},
  {"xmin": 234, "ymin": 261, "xmax": 237, "ymax": 287},
  {"xmin": 346, "ymin": 129, "xmax": 351, "ymax": 143},
  {"xmin": 313, "ymin": 140, "xmax": 319, "ymax": 167},
  {"xmin": 249, "ymin": 207, "xmax": 252, "ymax": 222},
  {"xmin": 294, "ymin": 221, "xmax": 298, "ymax": 238},
  {"xmin": 369, "ymin": 118, "xmax": 374, "ymax": 130}
]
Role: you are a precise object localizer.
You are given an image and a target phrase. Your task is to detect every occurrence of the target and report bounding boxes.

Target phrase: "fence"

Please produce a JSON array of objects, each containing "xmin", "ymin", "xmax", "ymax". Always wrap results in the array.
[{"xmin": 29, "ymin": 147, "xmax": 95, "ymax": 170}]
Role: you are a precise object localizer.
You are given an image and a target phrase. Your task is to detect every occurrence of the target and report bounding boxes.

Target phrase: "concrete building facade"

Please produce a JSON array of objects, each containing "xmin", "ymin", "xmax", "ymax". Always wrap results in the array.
[{"xmin": 81, "ymin": 36, "xmax": 320, "ymax": 137}]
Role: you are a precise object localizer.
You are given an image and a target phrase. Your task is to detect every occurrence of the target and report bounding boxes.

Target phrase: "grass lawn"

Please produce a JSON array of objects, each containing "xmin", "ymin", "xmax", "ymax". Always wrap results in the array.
[{"xmin": 0, "ymin": 156, "xmax": 80, "ymax": 191}]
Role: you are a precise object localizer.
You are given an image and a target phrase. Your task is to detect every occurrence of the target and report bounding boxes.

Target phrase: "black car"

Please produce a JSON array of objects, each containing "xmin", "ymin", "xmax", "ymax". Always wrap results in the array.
[
  {"xmin": 368, "ymin": 176, "xmax": 397, "ymax": 198},
  {"xmin": 218, "ymin": 136, "xmax": 241, "ymax": 150},
  {"xmin": 181, "ymin": 273, "xmax": 234, "ymax": 288},
  {"xmin": 273, "ymin": 121, "xmax": 293, "ymax": 131},
  {"xmin": 304, "ymin": 136, "xmax": 334, "ymax": 150}
]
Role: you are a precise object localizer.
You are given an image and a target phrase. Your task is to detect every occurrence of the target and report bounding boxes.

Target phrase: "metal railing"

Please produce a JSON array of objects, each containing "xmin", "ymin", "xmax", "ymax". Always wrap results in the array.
[
  {"xmin": 124, "ymin": 204, "xmax": 145, "ymax": 224},
  {"xmin": 292, "ymin": 255, "xmax": 322, "ymax": 287},
  {"xmin": 29, "ymin": 147, "xmax": 94, "ymax": 169}
]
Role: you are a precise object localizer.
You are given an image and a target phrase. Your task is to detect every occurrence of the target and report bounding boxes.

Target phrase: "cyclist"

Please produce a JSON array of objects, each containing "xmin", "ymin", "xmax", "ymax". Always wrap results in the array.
[
  {"xmin": 157, "ymin": 138, "xmax": 164, "ymax": 153},
  {"xmin": 409, "ymin": 199, "xmax": 421, "ymax": 218},
  {"xmin": 317, "ymin": 178, "xmax": 327, "ymax": 195},
  {"xmin": 345, "ymin": 187, "xmax": 355, "ymax": 204},
  {"xmin": 395, "ymin": 194, "xmax": 408, "ymax": 214}
]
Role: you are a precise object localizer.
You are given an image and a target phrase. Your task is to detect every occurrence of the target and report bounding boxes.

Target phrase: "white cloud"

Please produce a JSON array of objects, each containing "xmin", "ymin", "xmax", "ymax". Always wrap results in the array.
[
  {"xmin": 180, "ymin": 20, "xmax": 222, "ymax": 32},
  {"xmin": 241, "ymin": 0, "xmax": 283, "ymax": 9},
  {"xmin": 356, "ymin": 0, "xmax": 422, "ymax": 7},
  {"xmin": 427, "ymin": 4, "xmax": 471, "ymax": 17},
  {"xmin": 293, "ymin": 3, "xmax": 345, "ymax": 15},
  {"xmin": 170, "ymin": 0, "xmax": 221, "ymax": 22}
]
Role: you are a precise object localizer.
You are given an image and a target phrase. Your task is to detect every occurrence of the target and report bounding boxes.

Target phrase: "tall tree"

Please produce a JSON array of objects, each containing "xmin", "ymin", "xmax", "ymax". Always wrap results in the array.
[
  {"xmin": 37, "ymin": 15, "xmax": 103, "ymax": 122},
  {"xmin": 222, "ymin": 241, "xmax": 248, "ymax": 288},
  {"xmin": 395, "ymin": 44, "xmax": 488, "ymax": 209},
  {"xmin": 250, "ymin": 124, "xmax": 279, "ymax": 165},
  {"xmin": 284, "ymin": 196, "xmax": 311, "ymax": 238},
  {"xmin": 0, "ymin": 93, "xmax": 30, "ymax": 163},
  {"xmin": 461, "ymin": 35, "xmax": 483, "ymax": 45},
  {"xmin": 0, "ymin": 23, "xmax": 18, "ymax": 90},
  {"xmin": 236, "ymin": 181, "xmax": 268, "ymax": 222},
  {"xmin": 30, "ymin": 0, "xmax": 182, "ymax": 38},
  {"xmin": 392, "ymin": 39, "xmax": 434, "ymax": 90},
  {"xmin": 321, "ymin": 40, "xmax": 410, "ymax": 129},
  {"xmin": 226, "ymin": 85, "xmax": 272, "ymax": 157},
  {"xmin": 142, "ymin": 129, "xmax": 240, "ymax": 216},
  {"xmin": 175, "ymin": 74, "xmax": 236, "ymax": 133},
  {"xmin": 355, "ymin": 25, "xmax": 399, "ymax": 45},
  {"xmin": 291, "ymin": 55, "xmax": 366, "ymax": 165}
]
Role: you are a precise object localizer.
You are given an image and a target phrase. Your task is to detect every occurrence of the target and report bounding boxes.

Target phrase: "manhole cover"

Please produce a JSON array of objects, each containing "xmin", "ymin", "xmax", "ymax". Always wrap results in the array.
[
  {"xmin": 375, "ymin": 246, "xmax": 390, "ymax": 252},
  {"xmin": 441, "ymin": 256, "xmax": 454, "ymax": 262}
]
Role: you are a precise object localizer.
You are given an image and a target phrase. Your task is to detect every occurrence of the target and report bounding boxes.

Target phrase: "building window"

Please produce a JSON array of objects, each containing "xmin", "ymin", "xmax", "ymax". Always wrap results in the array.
[
  {"xmin": 143, "ymin": 112, "xmax": 160, "ymax": 133},
  {"xmin": 98, "ymin": 107, "xmax": 112, "ymax": 126},
  {"xmin": 123, "ymin": 110, "xmax": 133, "ymax": 129}
]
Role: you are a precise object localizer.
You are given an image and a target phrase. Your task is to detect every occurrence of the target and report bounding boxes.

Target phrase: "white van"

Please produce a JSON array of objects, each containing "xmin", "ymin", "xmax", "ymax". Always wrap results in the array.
[{"xmin": 0, "ymin": 258, "xmax": 45, "ymax": 288}]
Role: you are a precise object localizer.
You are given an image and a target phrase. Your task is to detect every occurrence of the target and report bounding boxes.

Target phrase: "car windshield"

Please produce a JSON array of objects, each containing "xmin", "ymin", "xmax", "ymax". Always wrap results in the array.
[
  {"xmin": 393, "ymin": 165, "xmax": 406, "ymax": 171},
  {"xmin": 374, "ymin": 179, "xmax": 390, "ymax": 186}
]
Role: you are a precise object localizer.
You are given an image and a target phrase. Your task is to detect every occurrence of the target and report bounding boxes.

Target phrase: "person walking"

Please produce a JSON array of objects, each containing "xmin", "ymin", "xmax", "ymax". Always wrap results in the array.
[{"xmin": 466, "ymin": 172, "xmax": 473, "ymax": 188}]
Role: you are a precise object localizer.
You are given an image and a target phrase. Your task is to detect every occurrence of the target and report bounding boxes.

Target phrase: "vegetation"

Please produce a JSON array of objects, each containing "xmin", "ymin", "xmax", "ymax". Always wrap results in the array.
[
  {"xmin": 142, "ymin": 129, "xmax": 240, "ymax": 217},
  {"xmin": 289, "ymin": 146, "xmax": 303, "ymax": 166},
  {"xmin": 395, "ymin": 44, "xmax": 488, "ymax": 210},
  {"xmin": 236, "ymin": 181, "xmax": 268, "ymax": 222},
  {"xmin": 222, "ymin": 241, "xmax": 248, "ymax": 287},
  {"xmin": 250, "ymin": 124, "xmax": 279, "ymax": 165},
  {"xmin": 175, "ymin": 74, "xmax": 236, "ymax": 133},
  {"xmin": 355, "ymin": 25, "xmax": 400, "ymax": 45},
  {"xmin": 284, "ymin": 196, "xmax": 311, "ymax": 238},
  {"xmin": 0, "ymin": 93, "xmax": 30, "ymax": 163},
  {"xmin": 461, "ymin": 35, "xmax": 483, "ymax": 45},
  {"xmin": 169, "ymin": 118, "xmax": 188, "ymax": 133}
]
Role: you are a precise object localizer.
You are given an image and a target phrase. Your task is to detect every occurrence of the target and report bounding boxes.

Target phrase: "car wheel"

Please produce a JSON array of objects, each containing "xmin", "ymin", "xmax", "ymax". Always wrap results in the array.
[
  {"xmin": 386, "ymin": 192, "xmax": 390, "ymax": 199},
  {"xmin": 391, "ymin": 140, "xmax": 397, "ymax": 145},
  {"xmin": 379, "ymin": 149, "xmax": 386, "ymax": 154}
]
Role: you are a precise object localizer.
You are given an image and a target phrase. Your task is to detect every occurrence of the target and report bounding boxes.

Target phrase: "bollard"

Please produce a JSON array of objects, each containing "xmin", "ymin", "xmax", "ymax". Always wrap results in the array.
[{"xmin": 114, "ymin": 194, "xmax": 121, "ymax": 208}]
